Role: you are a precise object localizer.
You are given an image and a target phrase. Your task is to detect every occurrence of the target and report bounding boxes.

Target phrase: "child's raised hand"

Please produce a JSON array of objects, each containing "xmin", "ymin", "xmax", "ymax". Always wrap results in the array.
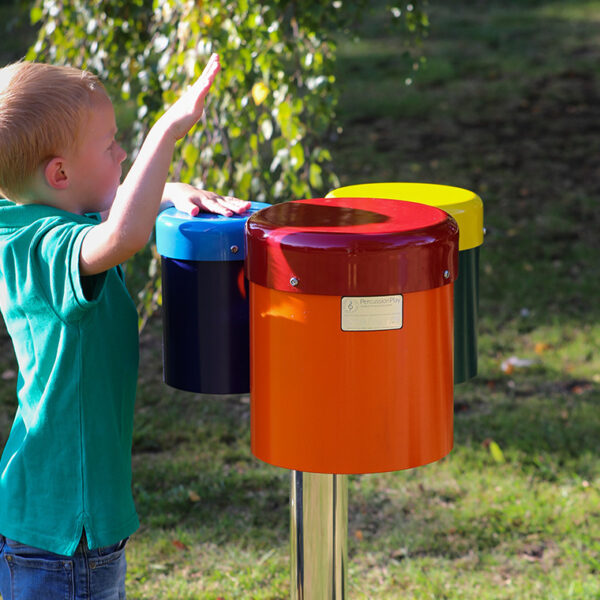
[
  {"xmin": 159, "ymin": 53, "xmax": 221, "ymax": 141},
  {"xmin": 80, "ymin": 54, "xmax": 237, "ymax": 275}
]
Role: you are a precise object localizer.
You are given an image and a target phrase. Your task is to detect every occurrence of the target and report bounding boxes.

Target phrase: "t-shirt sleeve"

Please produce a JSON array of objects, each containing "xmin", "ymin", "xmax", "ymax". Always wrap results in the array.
[{"xmin": 31, "ymin": 220, "xmax": 108, "ymax": 322}]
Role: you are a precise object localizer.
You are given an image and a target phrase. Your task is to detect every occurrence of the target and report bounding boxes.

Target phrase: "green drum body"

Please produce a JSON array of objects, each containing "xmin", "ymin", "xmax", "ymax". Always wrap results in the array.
[{"xmin": 454, "ymin": 246, "xmax": 480, "ymax": 383}]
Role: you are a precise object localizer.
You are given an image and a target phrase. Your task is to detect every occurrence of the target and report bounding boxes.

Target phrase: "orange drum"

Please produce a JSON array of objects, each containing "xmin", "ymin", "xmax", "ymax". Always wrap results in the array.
[{"xmin": 246, "ymin": 198, "xmax": 458, "ymax": 474}]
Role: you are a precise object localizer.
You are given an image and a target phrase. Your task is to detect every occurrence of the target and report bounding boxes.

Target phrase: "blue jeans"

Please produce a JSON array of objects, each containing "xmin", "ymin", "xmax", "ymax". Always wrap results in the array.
[{"xmin": 0, "ymin": 534, "xmax": 127, "ymax": 600}]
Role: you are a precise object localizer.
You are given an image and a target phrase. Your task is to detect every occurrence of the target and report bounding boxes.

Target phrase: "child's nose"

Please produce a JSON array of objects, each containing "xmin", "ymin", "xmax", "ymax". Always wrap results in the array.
[{"xmin": 117, "ymin": 144, "xmax": 127, "ymax": 163}]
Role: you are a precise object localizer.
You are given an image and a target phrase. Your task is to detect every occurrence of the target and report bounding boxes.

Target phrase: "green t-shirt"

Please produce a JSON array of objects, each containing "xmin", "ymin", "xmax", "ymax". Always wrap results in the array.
[{"xmin": 0, "ymin": 199, "xmax": 140, "ymax": 555}]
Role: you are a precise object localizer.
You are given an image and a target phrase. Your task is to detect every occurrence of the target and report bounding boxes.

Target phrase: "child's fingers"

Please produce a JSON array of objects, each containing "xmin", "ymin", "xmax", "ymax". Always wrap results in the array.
[
  {"xmin": 178, "ymin": 196, "xmax": 231, "ymax": 217},
  {"xmin": 222, "ymin": 197, "xmax": 251, "ymax": 214},
  {"xmin": 201, "ymin": 53, "xmax": 221, "ymax": 81},
  {"xmin": 200, "ymin": 197, "xmax": 234, "ymax": 216},
  {"xmin": 192, "ymin": 53, "xmax": 221, "ymax": 93},
  {"xmin": 171, "ymin": 187, "xmax": 250, "ymax": 218},
  {"xmin": 195, "ymin": 194, "xmax": 249, "ymax": 217},
  {"xmin": 205, "ymin": 52, "xmax": 220, "ymax": 72}
]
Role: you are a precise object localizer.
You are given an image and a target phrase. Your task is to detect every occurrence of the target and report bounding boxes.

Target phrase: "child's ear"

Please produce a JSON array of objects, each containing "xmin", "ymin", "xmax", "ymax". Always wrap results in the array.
[{"xmin": 44, "ymin": 157, "xmax": 69, "ymax": 190}]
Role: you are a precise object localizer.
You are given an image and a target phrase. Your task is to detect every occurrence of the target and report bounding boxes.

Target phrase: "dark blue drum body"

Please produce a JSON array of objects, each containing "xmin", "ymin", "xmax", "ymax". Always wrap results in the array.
[{"xmin": 156, "ymin": 203, "xmax": 269, "ymax": 394}]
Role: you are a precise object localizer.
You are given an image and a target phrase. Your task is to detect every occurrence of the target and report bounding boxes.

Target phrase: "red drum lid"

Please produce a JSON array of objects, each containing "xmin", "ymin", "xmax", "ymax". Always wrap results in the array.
[{"xmin": 245, "ymin": 197, "xmax": 458, "ymax": 296}]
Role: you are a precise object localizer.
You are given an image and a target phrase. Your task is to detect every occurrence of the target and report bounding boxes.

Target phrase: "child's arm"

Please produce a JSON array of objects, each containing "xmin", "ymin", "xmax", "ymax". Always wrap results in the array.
[{"xmin": 80, "ymin": 53, "xmax": 222, "ymax": 276}]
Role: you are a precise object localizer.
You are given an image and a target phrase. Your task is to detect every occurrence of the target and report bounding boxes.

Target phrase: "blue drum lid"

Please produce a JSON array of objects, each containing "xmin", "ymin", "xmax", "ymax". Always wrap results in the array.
[{"xmin": 156, "ymin": 201, "xmax": 270, "ymax": 261}]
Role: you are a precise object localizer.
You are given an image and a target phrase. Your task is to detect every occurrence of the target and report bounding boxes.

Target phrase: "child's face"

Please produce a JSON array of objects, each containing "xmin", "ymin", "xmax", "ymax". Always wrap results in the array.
[{"xmin": 68, "ymin": 94, "xmax": 127, "ymax": 214}]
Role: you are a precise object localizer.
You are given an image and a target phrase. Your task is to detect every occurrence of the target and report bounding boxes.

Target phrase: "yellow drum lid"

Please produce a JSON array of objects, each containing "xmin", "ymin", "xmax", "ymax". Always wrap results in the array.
[{"xmin": 327, "ymin": 183, "xmax": 483, "ymax": 251}]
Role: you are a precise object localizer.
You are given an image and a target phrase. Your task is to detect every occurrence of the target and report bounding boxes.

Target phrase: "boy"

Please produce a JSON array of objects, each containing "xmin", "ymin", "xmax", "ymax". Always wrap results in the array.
[{"xmin": 0, "ymin": 54, "xmax": 249, "ymax": 598}]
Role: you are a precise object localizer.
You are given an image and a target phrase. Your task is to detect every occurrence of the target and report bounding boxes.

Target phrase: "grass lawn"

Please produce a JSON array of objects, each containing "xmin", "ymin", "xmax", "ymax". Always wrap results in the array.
[{"xmin": 1, "ymin": 0, "xmax": 600, "ymax": 598}]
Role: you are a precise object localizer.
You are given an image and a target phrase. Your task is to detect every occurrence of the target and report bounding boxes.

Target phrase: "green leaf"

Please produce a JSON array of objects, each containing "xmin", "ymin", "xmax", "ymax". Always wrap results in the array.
[
  {"xmin": 235, "ymin": 169, "xmax": 252, "ymax": 198},
  {"xmin": 249, "ymin": 134, "xmax": 258, "ymax": 152},
  {"xmin": 275, "ymin": 100, "xmax": 293, "ymax": 139},
  {"xmin": 309, "ymin": 163, "xmax": 323, "ymax": 189},
  {"xmin": 290, "ymin": 142, "xmax": 305, "ymax": 170},
  {"xmin": 182, "ymin": 143, "xmax": 199, "ymax": 169},
  {"xmin": 30, "ymin": 6, "xmax": 43, "ymax": 24}
]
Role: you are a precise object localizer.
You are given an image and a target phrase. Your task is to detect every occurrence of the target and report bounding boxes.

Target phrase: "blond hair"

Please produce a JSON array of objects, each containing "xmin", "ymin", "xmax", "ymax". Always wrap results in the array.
[{"xmin": 0, "ymin": 61, "xmax": 107, "ymax": 200}]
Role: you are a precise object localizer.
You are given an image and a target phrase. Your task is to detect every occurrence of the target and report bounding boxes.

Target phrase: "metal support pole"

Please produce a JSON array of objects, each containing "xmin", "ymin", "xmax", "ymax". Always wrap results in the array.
[{"xmin": 290, "ymin": 471, "xmax": 348, "ymax": 599}]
